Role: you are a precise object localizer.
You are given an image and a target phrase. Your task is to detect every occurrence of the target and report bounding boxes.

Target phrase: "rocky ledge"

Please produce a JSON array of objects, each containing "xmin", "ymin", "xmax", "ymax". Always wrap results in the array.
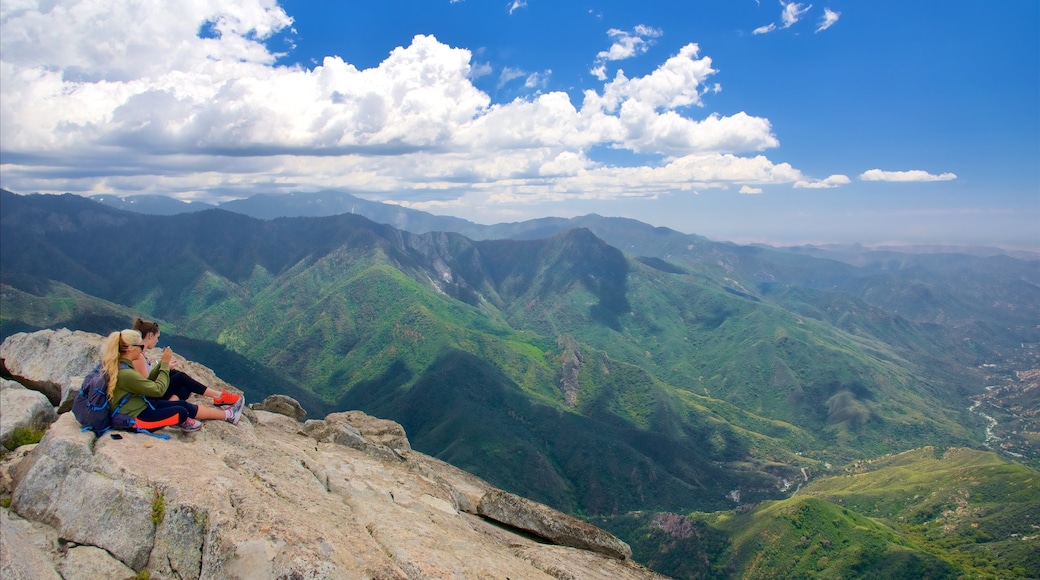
[{"xmin": 1, "ymin": 329, "xmax": 661, "ymax": 580}]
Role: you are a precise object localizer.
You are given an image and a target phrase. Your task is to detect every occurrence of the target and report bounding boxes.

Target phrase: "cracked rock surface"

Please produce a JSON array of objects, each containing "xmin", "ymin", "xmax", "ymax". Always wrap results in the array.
[{"xmin": 1, "ymin": 330, "xmax": 663, "ymax": 580}]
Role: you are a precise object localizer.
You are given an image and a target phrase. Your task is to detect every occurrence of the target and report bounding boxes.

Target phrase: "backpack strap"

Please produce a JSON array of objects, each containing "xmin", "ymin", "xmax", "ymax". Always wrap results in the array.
[
  {"xmin": 131, "ymin": 426, "xmax": 171, "ymax": 440},
  {"xmin": 112, "ymin": 393, "xmax": 172, "ymax": 441},
  {"xmin": 112, "ymin": 394, "xmax": 132, "ymax": 414}
]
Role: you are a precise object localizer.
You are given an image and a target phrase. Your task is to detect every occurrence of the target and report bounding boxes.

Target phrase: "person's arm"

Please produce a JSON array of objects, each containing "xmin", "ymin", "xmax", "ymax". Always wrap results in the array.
[
  {"xmin": 147, "ymin": 361, "xmax": 162, "ymax": 381},
  {"xmin": 119, "ymin": 348, "xmax": 173, "ymax": 397},
  {"xmin": 118, "ymin": 364, "xmax": 170, "ymax": 398}
]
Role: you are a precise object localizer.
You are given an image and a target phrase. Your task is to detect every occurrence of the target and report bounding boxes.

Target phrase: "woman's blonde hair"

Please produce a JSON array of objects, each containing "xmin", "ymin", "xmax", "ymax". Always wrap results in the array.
[{"xmin": 101, "ymin": 330, "xmax": 143, "ymax": 396}]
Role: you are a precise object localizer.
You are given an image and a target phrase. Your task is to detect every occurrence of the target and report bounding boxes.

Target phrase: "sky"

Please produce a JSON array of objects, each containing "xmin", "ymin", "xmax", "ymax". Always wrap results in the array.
[{"xmin": 1, "ymin": 1, "xmax": 1037, "ymax": 248}]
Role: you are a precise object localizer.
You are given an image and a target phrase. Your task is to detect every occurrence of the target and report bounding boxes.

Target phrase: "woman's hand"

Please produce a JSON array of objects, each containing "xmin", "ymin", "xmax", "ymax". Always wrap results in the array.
[{"xmin": 160, "ymin": 346, "xmax": 173, "ymax": 365}]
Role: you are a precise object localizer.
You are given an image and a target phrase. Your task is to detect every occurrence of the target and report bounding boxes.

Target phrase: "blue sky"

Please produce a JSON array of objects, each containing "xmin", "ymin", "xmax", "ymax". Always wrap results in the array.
[{"xmin": 1, "ymin": 1, "xmax": 1037, "ymax": 248}]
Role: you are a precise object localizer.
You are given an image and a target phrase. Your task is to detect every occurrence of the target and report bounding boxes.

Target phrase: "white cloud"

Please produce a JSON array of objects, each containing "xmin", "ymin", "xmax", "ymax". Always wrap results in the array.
[
  {"xmin": 860, "ymin": 169, "xmax": 958, "ymax": 182},
  {"xmin": 524, "ymin": 70, "xmax": 551, "ymax": 89},
  {"xmin": 816, "ymin": 8, "xmax": 840, "ymax": 32},
  {"xmin": 781, "ymin": 2, "xmax": 812, "ymax": 29},
  {"xmin": 0, "ymin": 0, "xmax": 834, "ymax": 213},
  {"xmin": 739, "ymin": 185, "xmax": 763, "ymax": 194},
  {"xmin": 794, "ymin": 174, "xmax": 851, "ymax": 188},
  {"xmin": 508, "ymin": 0, "xmax": 527, "ymax": 15},
  {"xmin": 0, "ymin": 0, "xmax": 292, "ymax": 83},
  {"xmin": 593, "ymin": 44, "xmax": 716, "ymax": 111},
  {"xmin": 755, "ymin": 2, "xmax": 811, "ymax": 34},
  {"xmin": 591, "ymin": 25, "xmax": 662, "ymax": 80},
  {"xmin": 469, "ymin": 62, "xmax": 493, "ymax": 79},
  {"xmin": 498, "ymin": 66, "xmax": 527, "ymax": 87},
  {"xmin": 597, "ymin": 26, "xmax": 662, "ymax": 61}
]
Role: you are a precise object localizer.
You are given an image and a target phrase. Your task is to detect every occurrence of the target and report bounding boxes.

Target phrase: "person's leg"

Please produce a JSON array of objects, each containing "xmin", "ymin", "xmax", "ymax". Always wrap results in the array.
[
  {"xmin": 169, "ymin": 369, "xmax": 240, "ymax": 405},
  {"xmin": 158, "ymin": 371, "xmax": 191, "ymax": 401},
  {"xmin": 134, "ymin": 400, "xmax": 188, "ymax": 430},
  {"xmin": 193, "ymin": 405, "xmax": 225, "ymax": 420},
  {"xmin": 159, "ymin": 370, "xmax": 204, "ymax": 401},
  {"xmin": 172, "ymin": 369, "xmax": 209, "ymax": 395},
  {"xmin": 192, "ymin": 397, "xmax": 245, "ymax": 425}
]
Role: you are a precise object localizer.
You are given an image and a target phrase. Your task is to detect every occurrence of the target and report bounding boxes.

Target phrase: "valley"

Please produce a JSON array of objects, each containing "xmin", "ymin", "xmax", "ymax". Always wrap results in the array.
[
  {"xmin": 970, "ymin": 345, "xmax": 1040, "ymax": 465},
  {"xmin": 2, "ymin": 189, "xmax": 1038, "ymax": 578},
  {"xmin": 593, "ymin": 447, "xmax": 1039, "ymax": 579}
]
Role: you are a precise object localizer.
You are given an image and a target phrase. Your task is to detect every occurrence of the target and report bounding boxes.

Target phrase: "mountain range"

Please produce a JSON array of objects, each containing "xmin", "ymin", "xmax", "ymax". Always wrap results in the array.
[{"xmin": 3, "ymin": 188, "xmax": 1039, "ymax": 578}]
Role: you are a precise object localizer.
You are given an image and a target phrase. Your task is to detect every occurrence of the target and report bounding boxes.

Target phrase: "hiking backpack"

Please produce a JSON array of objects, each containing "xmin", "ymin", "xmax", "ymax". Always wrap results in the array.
[{"xmin": 71, "ymin": 365, "xmax": 135, "ymax": 436}]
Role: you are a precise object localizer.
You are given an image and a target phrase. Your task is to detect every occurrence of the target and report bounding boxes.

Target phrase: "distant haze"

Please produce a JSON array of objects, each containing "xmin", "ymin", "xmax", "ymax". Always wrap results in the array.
[{"xmin": 1, "ymin": 1, "xmax": 1036, "ymax": 249}]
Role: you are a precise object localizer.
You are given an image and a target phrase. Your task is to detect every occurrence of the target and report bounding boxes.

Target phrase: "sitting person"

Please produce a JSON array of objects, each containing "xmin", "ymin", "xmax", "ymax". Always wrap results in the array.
[
  {"xmin": 102, "ymin": 329, "xmax": 244, "ymax": 431},
  {"xmin": 131, "ymin": 318, "xmax": 240, "ymax": 406}
]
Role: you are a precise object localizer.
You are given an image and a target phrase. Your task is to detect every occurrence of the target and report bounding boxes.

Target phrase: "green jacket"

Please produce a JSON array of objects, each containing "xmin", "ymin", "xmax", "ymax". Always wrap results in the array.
[{"xmin": 110, "ymin": 358, "xmax": 170, "ymax": 417}]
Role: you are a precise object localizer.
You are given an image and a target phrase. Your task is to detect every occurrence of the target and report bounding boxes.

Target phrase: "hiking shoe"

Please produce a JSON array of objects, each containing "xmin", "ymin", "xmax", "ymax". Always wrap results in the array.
[
  {"xmin": 226, "ymin": 396, "xmax": 245, "ymax": 425},
  {"xmin": 179, "ymin": 418, "xmax": 203, "ymax": 432},
  {"xmin": 213, "ymin": 391, "xmax": 241, "ymax": 406}
]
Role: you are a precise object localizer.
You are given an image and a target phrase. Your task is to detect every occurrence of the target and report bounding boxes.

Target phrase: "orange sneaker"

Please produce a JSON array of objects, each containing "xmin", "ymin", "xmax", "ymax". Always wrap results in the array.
[{"xmin": 213, "ymin": 391, "xmax": 240, "ymax": 406}]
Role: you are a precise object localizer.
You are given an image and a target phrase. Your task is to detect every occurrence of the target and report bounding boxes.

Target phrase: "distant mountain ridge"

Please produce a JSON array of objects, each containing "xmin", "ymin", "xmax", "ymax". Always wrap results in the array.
[
  {"xmin": 89, "ymin": 189, "xmax": 486, "ymax": 236},
  {"xmin": 6, "ymin": 188, "xmax": 1040, "ymax": 578},
  {"xmin": 79, "ymin": 189, "xmax": 1040, "ymax": 348},
  {"xmin": 85, "ymin": 189, "xmax": 1040, "ymax": 255},
  {"xmin": 90, "ymin": 193, "xmax": 217, "ymax": 215},
  {"xmin": 3, "ymin": 189, "xmax": 1038, "ymax": 514}
]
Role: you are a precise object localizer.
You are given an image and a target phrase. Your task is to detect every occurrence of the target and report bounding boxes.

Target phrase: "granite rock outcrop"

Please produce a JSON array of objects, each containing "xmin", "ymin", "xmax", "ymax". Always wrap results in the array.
[{"xmin": 0, "ymin": 329, "xmax": 660, "ymax": 579}]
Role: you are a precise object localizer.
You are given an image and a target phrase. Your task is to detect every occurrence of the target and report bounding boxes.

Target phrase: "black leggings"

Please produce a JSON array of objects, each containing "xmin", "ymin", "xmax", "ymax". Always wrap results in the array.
[
  {"xmin": 134, "ymin": 398, "xmax": 200, "ymax": 430},
  {"xmin": 159, "ymin": 369, "xmax": 208, "ymax": 401}
]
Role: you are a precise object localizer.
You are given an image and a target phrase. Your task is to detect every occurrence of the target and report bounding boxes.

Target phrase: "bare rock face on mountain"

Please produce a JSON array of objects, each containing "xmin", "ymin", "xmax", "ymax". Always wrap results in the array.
[
  {"xmin": 251, "ymin": 394, "xmax": 308, "ymax": 421},
  {"xmin": 0, "ymin": 378, "xmax": 57, "ymax": 451},
  {"xmin": 0, "ymin": 329, "xmax": 662, "ymax": 580},
  {"xmin": 479, "ymin": 488, "xmax": 632, "ymax": 560}
]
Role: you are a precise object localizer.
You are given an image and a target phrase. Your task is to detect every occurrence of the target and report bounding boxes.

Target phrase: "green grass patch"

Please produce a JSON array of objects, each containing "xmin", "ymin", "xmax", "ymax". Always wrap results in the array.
[
  {"xmin": 4, "ymin": 426, "xmax": 45, "ymax": 450},
  {"xmin": 151, "ymin": 488, "xmax": 166, "ymax": 526}
]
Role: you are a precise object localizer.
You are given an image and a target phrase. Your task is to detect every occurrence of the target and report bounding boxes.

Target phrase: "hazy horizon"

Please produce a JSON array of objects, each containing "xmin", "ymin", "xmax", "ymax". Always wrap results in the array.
[
  {"xmin": 1, "ymin": 0, "xmax": 1036, "ymax": 249},
  {"xmin": 7, "ymin": 187, "xmax": 1037, "ymax": 254}
]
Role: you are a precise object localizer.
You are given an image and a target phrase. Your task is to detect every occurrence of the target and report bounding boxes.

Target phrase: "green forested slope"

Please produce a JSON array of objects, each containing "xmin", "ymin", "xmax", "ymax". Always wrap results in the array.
[
  {"xmin": 594, "ymin": 448, "xmax": 1039, "ymax": 579},
  {"xmin": 0, "ymin": 192, "xmax": 1024, "ymax": 525}
]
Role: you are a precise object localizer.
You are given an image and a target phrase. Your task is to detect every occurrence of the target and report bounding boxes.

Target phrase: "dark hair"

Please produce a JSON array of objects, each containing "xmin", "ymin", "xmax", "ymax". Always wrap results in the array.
[{"xmin": 133, "ymin": 317, "xmax": 160, "ymax": 337}]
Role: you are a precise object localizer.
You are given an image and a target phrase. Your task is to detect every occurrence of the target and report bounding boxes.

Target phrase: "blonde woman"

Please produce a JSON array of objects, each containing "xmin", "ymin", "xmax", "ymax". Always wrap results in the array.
[{"xmin": 101, "ymin": 330, "xmax": 244, "ymax": 431}]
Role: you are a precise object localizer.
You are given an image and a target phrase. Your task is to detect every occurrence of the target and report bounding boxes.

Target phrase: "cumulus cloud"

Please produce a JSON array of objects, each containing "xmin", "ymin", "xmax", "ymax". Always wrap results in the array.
[
  {"xmin": 739, "ymin": 185, "xmax": 763, "ymax": 194},
  {"xmin": 860, "ymin": 169, "xmax": 958, "ymax": 182},
  {"xmin": 593, "ymin": 44, "xmax": 717, "ymax": 111},
  {"xmin": 753, "ymin": 23, "xmax": 777, "ymax": 35},
  {"xmin": 0, "ymin": 0, "xmax": 833, "ymax": 213},
  {"xmin": 598, "ymin": 25, "xmax": 662, "ymax": 61},
  {"xmin": 590, "ymin": 25, "xmax": 662, "ymax": 80},
  {"xmin": 508, "ymin": 1, "xmax": 527, "ymax": 15},
  {"xmin": 816, "ymin": 8, "xmax": 840, "ymax": 32}
]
